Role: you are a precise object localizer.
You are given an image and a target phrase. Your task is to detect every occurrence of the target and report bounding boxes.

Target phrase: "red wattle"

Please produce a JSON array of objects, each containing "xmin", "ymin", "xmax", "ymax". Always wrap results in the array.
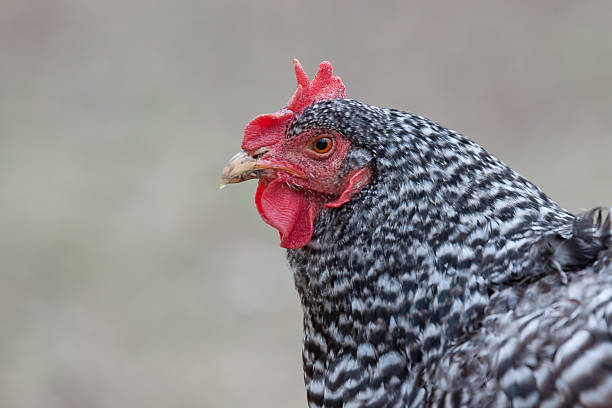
[{"xmin": 255, "ymin": 179, "xmax": 320, "ymax": 249}]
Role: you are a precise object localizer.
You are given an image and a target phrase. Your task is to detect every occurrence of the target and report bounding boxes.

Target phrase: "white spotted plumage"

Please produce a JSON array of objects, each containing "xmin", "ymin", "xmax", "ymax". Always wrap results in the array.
[{"xmin": 277, "ymin": 98, "xmax": 612, "ymax": 407}]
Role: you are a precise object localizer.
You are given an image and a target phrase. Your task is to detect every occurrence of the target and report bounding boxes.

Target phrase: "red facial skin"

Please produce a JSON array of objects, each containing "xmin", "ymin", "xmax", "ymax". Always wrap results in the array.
[
  {"xmin": 253, "ymin": 130, "xmax": 370, "ymax": 249},
  {"xmin": 240, "ymin": 60, "xmax": 369, "ymax": 248}
]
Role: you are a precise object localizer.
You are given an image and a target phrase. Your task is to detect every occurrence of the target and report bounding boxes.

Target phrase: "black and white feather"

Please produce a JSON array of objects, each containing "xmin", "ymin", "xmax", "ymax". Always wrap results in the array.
[{"xmin": 284, "ymin": 99, "xmax": 612, "ymax": 407}]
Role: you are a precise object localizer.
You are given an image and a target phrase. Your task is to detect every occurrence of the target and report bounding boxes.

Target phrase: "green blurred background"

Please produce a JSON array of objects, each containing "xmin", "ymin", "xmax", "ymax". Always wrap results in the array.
[{"xmin": 1, "ymin": 1, "xmax": 612, "ymax": 407}]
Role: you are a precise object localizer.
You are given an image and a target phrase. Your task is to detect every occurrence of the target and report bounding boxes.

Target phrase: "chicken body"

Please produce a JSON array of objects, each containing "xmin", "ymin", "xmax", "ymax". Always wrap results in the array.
[
  {"xmin": 223, "ymin": 63, "xmax": 612, "ymax": 407},
  {"xmin": 284, "ymin": 99, "xmax": 612, "ymax": 407}
]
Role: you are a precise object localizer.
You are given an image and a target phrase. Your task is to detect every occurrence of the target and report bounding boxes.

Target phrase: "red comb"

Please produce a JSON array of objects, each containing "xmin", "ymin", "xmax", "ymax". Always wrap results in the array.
[{"xmin": 242, "ymin": 60, "xmax": 346, "ymax": 152}]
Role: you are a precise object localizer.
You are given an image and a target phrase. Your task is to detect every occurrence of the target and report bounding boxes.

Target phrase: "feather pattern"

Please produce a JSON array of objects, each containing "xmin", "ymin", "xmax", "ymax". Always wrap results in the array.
[{"xmin": 283, "ymin": 98, "xmax": 612, "ymax": 407}]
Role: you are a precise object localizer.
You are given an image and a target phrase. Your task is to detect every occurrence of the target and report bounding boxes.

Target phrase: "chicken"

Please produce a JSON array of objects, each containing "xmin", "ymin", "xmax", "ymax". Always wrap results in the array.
[{"xmin": 221, "ymin": 60, "xmax": 612, "ymax": 407}]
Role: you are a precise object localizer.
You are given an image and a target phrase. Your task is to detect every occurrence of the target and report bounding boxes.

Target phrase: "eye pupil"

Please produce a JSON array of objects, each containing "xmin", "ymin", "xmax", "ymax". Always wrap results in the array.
[
  {"xmin": 315, "ymin": 139, "xmax": 328, "ymax": 151},
  {"xmin": 313, "ymin": 137, "xmax": 332, "ymax": 153}
]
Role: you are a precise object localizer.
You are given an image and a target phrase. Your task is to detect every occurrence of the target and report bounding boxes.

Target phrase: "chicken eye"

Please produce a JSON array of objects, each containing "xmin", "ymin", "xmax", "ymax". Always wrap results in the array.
[{"xmin": 312, "ymin": 136, "xmax": 333, "ymax": 154}]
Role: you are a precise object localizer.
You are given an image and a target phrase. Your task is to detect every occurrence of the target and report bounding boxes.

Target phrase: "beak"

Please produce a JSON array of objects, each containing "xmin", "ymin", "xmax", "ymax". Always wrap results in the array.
[
  {"xmin": 220, "ymin": 150, "xmax": 265, "ymax": 187},
  {"xmin": 220, "ymin": 149, "xmax": 305, "ymax": 188}
]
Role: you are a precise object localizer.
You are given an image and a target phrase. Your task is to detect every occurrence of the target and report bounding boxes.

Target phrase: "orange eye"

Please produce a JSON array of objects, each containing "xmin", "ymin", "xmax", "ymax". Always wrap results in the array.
[{"xmin": 312, "ymin": 136, "xmax": 333, "ymax": 154}]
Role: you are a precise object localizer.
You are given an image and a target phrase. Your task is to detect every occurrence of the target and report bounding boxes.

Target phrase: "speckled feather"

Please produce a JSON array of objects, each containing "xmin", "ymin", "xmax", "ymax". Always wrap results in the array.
[{"xmin": 283, "ymin": 99, "xmax": 612, "ymax": 407}]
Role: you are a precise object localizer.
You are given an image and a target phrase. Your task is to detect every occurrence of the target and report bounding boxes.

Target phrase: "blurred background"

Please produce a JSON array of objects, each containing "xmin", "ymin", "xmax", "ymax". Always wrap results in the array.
[{"xmin": 1, "ymin": 1, "xmax": 612, "ymax": 407}]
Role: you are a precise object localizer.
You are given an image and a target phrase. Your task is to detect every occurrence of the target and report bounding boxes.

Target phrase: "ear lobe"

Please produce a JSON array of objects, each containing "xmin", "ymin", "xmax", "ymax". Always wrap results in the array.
[{"xmin": 325, "ymin": 167, "xmax": 372, "ymax": 208}]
